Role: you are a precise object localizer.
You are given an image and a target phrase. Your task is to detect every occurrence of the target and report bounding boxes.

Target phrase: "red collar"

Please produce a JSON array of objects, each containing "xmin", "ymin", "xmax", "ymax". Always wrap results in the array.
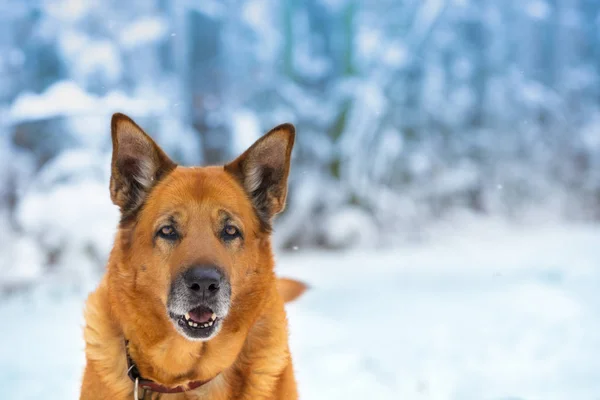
[{"xmin": 125, "ymin": 341, "xmax": 214, "ymax": 395}]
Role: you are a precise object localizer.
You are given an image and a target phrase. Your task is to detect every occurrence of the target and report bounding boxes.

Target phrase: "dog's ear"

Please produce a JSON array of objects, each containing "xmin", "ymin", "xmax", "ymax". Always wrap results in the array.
[
  {"xmin": 225, "ymin": 123, "xmax": 295, "ymax": 231},
  {"xmin": 110, "ymin": 113, "xmax": 176, "ymax": 217},
  {"xmin": 277, "ymin": 278, "xmax": 308, "ymax": 303}
]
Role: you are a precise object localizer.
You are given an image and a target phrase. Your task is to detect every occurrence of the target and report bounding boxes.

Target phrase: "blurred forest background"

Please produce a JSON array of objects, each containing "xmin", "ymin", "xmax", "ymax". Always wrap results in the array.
[{"xmin": 2, "ymin": 0, "xmax": 600, "ymax": 290}]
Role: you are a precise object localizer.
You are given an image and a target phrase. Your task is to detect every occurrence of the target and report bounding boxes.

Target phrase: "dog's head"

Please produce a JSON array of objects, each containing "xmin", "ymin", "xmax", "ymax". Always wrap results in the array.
[{"xmin": 109, "ymin": 113, "xmax": 296, "ymax": 342}]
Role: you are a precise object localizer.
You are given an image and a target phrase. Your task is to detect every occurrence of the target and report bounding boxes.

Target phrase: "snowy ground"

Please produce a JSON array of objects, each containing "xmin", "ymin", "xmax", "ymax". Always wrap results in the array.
[{"xmin": 2, "ymin": 223, "xmax": 600, "ymax": 399}]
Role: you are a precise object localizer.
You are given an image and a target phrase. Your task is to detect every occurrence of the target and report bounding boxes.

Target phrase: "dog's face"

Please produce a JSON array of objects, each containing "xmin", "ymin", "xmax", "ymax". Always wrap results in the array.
[{"xmin": 109, "ymin": 114, "xmax": 294, "ymax": 342}]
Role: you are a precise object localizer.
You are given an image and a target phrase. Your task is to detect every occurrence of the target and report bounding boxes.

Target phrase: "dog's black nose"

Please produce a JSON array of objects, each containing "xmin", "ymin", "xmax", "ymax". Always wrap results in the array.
[{"xmin": 183, "ymin": 266, "xmax": 222, "ymax": 298}]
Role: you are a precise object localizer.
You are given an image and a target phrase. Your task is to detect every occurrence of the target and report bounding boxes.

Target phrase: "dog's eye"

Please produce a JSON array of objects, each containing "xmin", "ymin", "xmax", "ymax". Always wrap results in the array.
[
  {"xmin": 157, "ymin": 225, "xmax": 178, "ymax": 240},
  {"xmin": 221, "ymin": 224, "xmax": 241, "ymax": 241}
]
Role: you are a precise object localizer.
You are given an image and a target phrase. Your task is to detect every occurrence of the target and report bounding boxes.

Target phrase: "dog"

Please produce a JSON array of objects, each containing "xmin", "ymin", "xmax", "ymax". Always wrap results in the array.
[{"xmin": 80, "ymin": 113, "xmax": 306, "ymax": 399}]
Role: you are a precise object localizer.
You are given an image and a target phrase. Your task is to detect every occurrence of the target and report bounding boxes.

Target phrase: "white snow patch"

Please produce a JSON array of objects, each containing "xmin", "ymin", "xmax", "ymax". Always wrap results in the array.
[
  {"xmin": 44, "ymin": 0, "xmax": 91, "ymax": 22},
  {"xmin": 581, "ymin": 114, "xmax": 600, "ymax": 150},
  {"xmin": 0, "ymin": 235, "xmax": 44, "ymax": 287},
  {"xmin": 2, "ymin": 224, "xmax": 600, "ymax": 399},
  {"xmin": 230, "ymin": 109, "xmax": 261, "ymax": 155},
  {"xmin": 10, "ymin": 81, "xmax": 96, "ymax": 122},
  {"xmin": 58, "ymin": 33, "xmax": 122, "ymax": 86},
  {"xmin": 426, "ymin": 163, "xmax": 480, "ymax": 197},
  {"xmin": 321, "ymin": 206, "xmax": 378, "ymax": 249},
  {"xmin": 382, "ymin": 42, "xmax": 409, "ymax": 68},
  {"xmin": 75, "ymin": 40, "xmax": 122, "ymax": 85},
  {"xmin": 15, "ymin": 150, "xmax": 118, "ymax": 284},
  {"xmin": 525, "ymin": 0, "xmax": 551, "ymax": 20},
  {"xmin": 242, "ymin": 0, "xmax": 269, "ymax": 31},
  {"xmin": 356, "ymin": 29, "xmax": 381, "ymax": 61},
  {"xmin": 8, "ymin": 80, "xmax": 168, "ymax": 124},
  {"xmin": 119, "ymin": 16, "xmax": 168, "ymax": 50}
]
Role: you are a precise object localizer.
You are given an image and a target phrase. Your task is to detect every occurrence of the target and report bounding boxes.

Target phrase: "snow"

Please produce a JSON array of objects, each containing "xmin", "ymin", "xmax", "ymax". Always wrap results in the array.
[
  {"xmin": 2, "ymin": 224, "xmax": 600, "ymax": 399},
  {"xmin": 8, "ymin": 80, "xmax": 168, "ymax": 124},
  {"xmin": 371, "ymin": 128, "xmax": 403, "ymax": 182},
  {"xmin": 119, "ymin": 17, "xmax": 168, "ymax": 50},
  {"xmin": 410, "ymin": 0, "xmax": 447, "ymax": 47},
  {"xmin": 14, "ymin": 149, "xmax": 118, "ymax": 285},
  {"xmin": 284, "ymin": 224, "xmax": 600, "ymax": 399},
  {"xmin": 320, "ymin": 206, "xmax": 377, "ymax": 249},
  {"xmin": 2, "ymin": 0, "xmax": 600, "ymax": 254},
  {"xmin": 230, "ymin": 109, "xmax": 262, "ymax": 156},
  {"xmin": 0, "ymin": 235, "xmax": 44, "ymax": 287},
  {"xmin": 44, "ymin": 0, "xmax": 91, "ymax": 21},
  {"xmin": 241, "ymin": 0, "xmax": 270, "ymax": 32},
  {"xmin": 525, "ymin": 0, "xmax": 551, "ymax": 20},
  {"xmin": 73, "ymin": 39, "xmax": 122, "ymax": 85},
  {"xmin": 57, "ymin": 31, "xmax": 123, "ymax": 89},
  {"xmin": 422, "ymin": 163, "xmax": 480, "ymax": 198},
  {"xmin": 381, "ymin": 42, "xmax": 410, "ymax": 68},
  {"xmin": 356, "ymin": 29, "xmax": 381, "ymax": 62},
  {"xmin": 581, "ymin": 115, "xmax": 600, "ymax": 150},
  {"xmin": 9, "ymin": 81, "xmax": 97, "ymax": 122}
]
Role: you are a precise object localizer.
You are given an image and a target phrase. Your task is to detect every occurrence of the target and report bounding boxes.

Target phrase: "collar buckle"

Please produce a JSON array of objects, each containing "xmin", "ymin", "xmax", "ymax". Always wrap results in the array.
[{"xmin": 133, "ymin": 377, "xmax": 146, "ymax": 400}]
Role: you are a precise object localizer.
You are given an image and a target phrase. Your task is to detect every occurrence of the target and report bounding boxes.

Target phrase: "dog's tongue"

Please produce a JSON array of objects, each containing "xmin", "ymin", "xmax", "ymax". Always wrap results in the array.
[{"xmin": 189, "ymin": 307, "xmax": 213, "ymax": 323}]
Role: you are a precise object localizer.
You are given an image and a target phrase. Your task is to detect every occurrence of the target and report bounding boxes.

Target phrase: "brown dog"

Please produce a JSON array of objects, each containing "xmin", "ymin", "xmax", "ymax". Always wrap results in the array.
[{"xmin": 81, "ymin": 113, "xmax": 305, "ymax": 399}]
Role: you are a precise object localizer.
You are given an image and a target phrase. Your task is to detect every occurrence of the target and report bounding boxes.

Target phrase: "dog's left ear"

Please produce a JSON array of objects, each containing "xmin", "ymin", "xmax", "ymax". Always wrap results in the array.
[{"xmin": 225, "ymin": 123, "xmax": 295, "ymax": 231}]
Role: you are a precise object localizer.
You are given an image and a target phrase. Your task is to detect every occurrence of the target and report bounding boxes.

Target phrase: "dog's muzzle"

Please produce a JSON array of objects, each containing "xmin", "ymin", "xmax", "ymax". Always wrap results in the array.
[{"xmin": 167, "ymin": 265, "xmax": 231, "ymax": 341}]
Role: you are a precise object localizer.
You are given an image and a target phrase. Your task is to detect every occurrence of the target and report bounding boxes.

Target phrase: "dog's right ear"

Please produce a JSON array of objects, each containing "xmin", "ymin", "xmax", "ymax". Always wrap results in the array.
[{"xmin": 110, "ymin": 113, "xmax": 176, "ymax": 217}]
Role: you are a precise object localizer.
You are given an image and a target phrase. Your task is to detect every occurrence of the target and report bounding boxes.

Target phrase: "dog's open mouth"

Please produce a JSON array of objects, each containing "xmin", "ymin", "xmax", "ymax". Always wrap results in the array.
[
  {"xmin": 170, "ymin": 305, "xmax": 223, "ymax": 340},
  {"xmin": 179, "ymin": 306, "xmax": 218, "ymax": 329}
]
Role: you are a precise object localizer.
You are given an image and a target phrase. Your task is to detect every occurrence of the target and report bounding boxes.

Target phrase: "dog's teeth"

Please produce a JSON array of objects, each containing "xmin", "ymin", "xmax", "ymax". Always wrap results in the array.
[{"xmin": 183, "ymin": 312, "xmax": 216, "ymax": 329}]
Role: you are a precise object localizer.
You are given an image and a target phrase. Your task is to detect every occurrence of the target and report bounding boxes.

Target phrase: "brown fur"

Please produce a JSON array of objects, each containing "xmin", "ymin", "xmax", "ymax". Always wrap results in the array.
[{"xmin": 81, "ymin": 114, "xmax": 303, "ymax": 399}]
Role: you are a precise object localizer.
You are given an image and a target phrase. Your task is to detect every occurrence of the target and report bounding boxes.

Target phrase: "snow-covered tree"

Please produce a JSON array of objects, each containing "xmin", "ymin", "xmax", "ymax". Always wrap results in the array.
[{"xmin": 2, "ymin": 0, "xmax": 600, "ymax": 288}]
